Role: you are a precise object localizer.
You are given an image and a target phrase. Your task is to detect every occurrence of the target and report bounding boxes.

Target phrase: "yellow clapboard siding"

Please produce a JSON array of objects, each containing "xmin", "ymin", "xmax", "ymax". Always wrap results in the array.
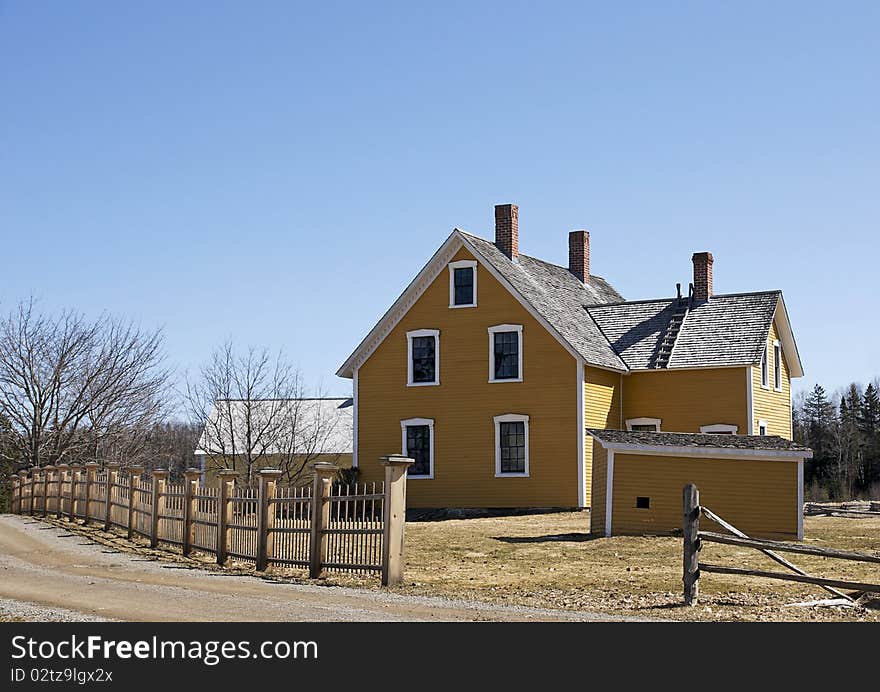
[
  {"xmin": 357, "ymin": 246, "xmax": 580, "ymax": 508},
  {"xmin": 583, "ymin": 367, "xmax": 620, "ymax": 507},
  {"xmin": 589, "ymin": 442, "xmax": 608, "ymax": 534},
  {"xmin": 622, "ymin": 367, "xmax": 748, "ymax": 433},
  {"xmin": 751, "ymin": 319, "xmax": 792, "ymax": 438},
  {"xmin": 610, "ymin": 453, "xmax": 799, "ymax": 539}
]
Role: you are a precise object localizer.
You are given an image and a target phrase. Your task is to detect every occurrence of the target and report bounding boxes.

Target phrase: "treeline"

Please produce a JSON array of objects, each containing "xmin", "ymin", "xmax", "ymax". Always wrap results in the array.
[{"xmin": 793, "ymin": 379, "xmax": 880, "ymax": 501}]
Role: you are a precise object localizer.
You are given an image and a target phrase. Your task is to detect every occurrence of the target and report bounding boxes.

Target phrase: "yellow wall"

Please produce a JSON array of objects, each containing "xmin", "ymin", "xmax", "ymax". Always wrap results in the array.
[
  {"xmin": 751, "ymin": 319, "xmax": 793, "ymax": 438},
  {"xmin": 584, "ymin": 367, "xmax": 620, "ymax": 506},
  {"xmin": 622, "ymin": 368, "xmax": 748, "ymax": 434},
  {"xmin": 357, "ymin": 246, "xmax": 581, "ymax": 508},
  {"xmin": 589, "ymin": 442, "xmax": 608, "ymax": 534},
  {"xmin": 609, "ymin": 452, "xmax": 799, "ymax": 539}
]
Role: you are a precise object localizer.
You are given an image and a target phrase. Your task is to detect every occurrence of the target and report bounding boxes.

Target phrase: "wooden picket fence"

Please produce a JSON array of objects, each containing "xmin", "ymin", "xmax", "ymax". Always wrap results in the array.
[
  {"xmin": 682, "ymin": 483, "xmax": 880, "ymax": 606},
  {"xmin": 10, "ymin": 456, "xmax": 414, "ymax": 586}
]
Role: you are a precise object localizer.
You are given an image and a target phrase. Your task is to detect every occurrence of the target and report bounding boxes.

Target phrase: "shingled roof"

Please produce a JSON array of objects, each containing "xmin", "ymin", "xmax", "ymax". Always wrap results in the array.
[
  {"xmin": 586, "ymin": 428, "xmax": 812, "ymax": 455},
  {"xmin": 587, "ymin": 291, "xmax": 783, "ymax": 371}
]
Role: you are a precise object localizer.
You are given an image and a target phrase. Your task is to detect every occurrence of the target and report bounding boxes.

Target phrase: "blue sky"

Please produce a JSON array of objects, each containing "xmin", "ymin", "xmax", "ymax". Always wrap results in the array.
[{"xmin": 1, "ymin": 2, "xmax": 877, "ymax": 402}]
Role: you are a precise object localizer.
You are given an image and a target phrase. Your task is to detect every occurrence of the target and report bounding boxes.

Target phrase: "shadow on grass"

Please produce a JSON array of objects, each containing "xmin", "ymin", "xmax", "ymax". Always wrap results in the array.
[{"xmin": 493, "ymin": 533, "xmax": 602, "ymax": 544}]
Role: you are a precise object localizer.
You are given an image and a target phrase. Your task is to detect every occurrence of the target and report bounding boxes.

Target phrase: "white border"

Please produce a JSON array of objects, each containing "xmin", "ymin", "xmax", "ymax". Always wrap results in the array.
[
  {"xmin": 605, "ymin": 450, "xmax": 615, "ymax": 537},
  {"xmin": 577, "ymin": 359, "xmax": 586, "ymax": 508},
  {"xmin": 448, "ymin": 259, "xmax": 477, "ymax": 308},
  {"xmin": 797, "ymin": 459, "xmax": 804, "ymax": 540},
  {"xmin": 494, "ymin": 413, "xmax": 530, "ymax": 477},
  {"xmin": 758, "ymin": 419, "xmax": 768, "ymax": 436},
  {"xmin": 700, "ymin": 424, "xmax": 738, "ymax": 434},
  {"xmin": 746, "ymin": 366, "xmax": 754, "ymax": 434},
  {"xmin": 406, "ymin": 329, "xmax": 440, "ymax": 387},
  {"xmin": 352, "ymin": 368, "xmax": 359, "ymax": 468},
  {"xmin": 625, "ymin": 417, "xmax": 661, "ymax": 432},
  {"xmin": 760, "ymin": 342, "xmax": 769, "ymax": 389},
  {"xmin": 401, "ymin": 418, "xmax": 434, "ymax": 479},
  {"xmin": 488, "ymin": 324, "xmax": 524, "ymax": 383},
  {"xmin": 773, "ymin": 340, "xmax": 782, "ymax": 391}
]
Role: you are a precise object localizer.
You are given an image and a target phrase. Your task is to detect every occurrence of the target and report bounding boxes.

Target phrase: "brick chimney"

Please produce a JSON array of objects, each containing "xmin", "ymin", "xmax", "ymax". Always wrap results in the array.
[
  {"xmin": 692, "ymin": 252, "xmax": 714, "ymax": 300},
  {"xmin": 494, "ymin": 203, "xmax": 518, "ymax": 260},
  {"xmin": 568, "ymin": 230, "xmax": 590, "ymax": 283}
]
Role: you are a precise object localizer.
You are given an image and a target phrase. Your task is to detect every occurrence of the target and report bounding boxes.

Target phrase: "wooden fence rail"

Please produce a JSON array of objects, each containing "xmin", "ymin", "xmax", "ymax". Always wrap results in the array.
[
  {"xmin": 9, "ymin": 455, "xmax": 414, "ymax": 585},
  {"xmin": 682, "ymin": 483, "xmax": 880, "ymax": 605}
]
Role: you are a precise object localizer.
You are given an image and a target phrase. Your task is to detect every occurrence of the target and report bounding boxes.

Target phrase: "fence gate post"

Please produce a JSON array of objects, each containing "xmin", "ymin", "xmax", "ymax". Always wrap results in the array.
[
  {"xmin": 309, "ymin": 463, "xmax": 338, "ymax": 578},
  {"xmin": 43, "ymin": 466, "xmax": 56, "ymax": 517},
  {"xmin": 11, "ymin": 474, "xmax": 20, "ymax": 514},
  {"xmin": 83, "ymin": 462, "xmax": 99, "ymax": 524},
  {"xmin": 256, "ymin": 469, "xmax": 283, "ymax": 572},
  {"xmin": 150, "ymin": 469, "xmax": 169, "ymax": 549},
  {"xmin": 18, "ymin": 471, "xmax": 28, "ymax": 516},
  {"xmin": 683, "ymin": 483, "xmax": 701, "ymax": 606},
  {"xmin": 27, "ymin": 471, "xmax": 36, "ymax": 515},
  {"xmin": 216, "ymin": 470, "xmax": 237, "ymax": 566},
  {"xmin": 127, "ymin": 465, "xmax": 143, "ymax": 539},
  {"xmin": 104, "ymin": 463, "xmax": 119, "ymax": 531},
  {"xmin": 56, "ymin": 464, "xmax": 69, "ymax": 519},
  {"xmin": 380, "ymin": 455, "xmax": 414, "ymax": 587},
  {"xmin": 182, "ymin": 469, "xmax": 201, "ymax": 557}
]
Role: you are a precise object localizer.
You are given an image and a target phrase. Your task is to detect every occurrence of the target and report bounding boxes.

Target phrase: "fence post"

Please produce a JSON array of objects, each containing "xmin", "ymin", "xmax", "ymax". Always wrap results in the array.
[
  {"xmin": 256, "ymin": 469, "xmax": 283, "ymax": 571},
  {"xmin": 182, "ymin": 469, "xmax": 201, "ymax": 557},
  {"xmin": 216, "ymin": 470, "xmax": 237, "ymax": 566},
  {"xmin": 309, "ymin": 463, "xmax": 338, "ymax": 578},
  {"xmin": 104, "ymin": 463, "xmax": 119, "ymax": 531},
  {"xmin": 69, "ymin": 465, "xmax": 84, "ymax": 521},
  {"xmin": 43, "ymin": 466, "xmax": 56, "ymax": 517},
  {"xmin": 380, "ymin": 455, "xmax": 414, "ymax": 586},
  {"xmin": 11, "ymin": 474, "xmax": 20, "ymax": 514},
  {"xmin": 83, "ymin": 462, "xmax": 99, "ymax": 524},
  {"xmin": 27, "ymin": 471, "xmax": 36, "ymax": 515},
  {"xmin": 127, "ymin": 465, "xmax": 143, "ymax": 540},
  {"xmin": 56, "ymin": 464, "xmax": 69, "ymax": 519},
  {"xmin": 683, "ymin": 483, "xmax": 701, "ymax": 606},
  {"xmin": 150, "ymin": 469, "xmax": 169, "ymax": 549},
  {"xmin": 18, "ymin": 471, "xmax": 28, "ymax": 516}
]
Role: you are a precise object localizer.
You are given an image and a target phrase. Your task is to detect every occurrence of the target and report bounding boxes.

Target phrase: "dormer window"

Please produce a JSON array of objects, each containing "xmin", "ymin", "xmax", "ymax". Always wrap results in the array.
[
  {"xmin": 407, "ymin": 329, "xmax": 439, "ymax": 386},
  {"xmin": 488, "ymin": 324, "xmax": 523, "ymax": 383},
  {"xmin": 760, "ymin": 342, "xmax": 769, "ymax": 388},
  {"xmin": 448, "ymin": 260, "xmax": 477, "ymax": 308}
]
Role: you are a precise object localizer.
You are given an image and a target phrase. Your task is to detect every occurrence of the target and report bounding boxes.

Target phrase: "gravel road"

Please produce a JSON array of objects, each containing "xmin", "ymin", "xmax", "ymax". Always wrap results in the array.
[{"xmin": 0, "ymin": 515, "xmax": 646, "ymax": 622}]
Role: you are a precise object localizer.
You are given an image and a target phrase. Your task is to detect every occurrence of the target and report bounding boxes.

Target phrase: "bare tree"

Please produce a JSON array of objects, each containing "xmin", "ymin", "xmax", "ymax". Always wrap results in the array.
[
  {"xmin": 187, "ymin": 342, "xmax": 348, "ymax": 486},
  {"xmin": 0, "ymin": 299, "xmax": 170, "ymax": 469}
]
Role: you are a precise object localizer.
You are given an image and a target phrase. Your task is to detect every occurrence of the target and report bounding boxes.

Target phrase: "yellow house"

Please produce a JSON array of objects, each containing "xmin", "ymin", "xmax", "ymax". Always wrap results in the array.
[{"xmin": 336, "ymin": 203, "xmax": 809, "ymax": 537}]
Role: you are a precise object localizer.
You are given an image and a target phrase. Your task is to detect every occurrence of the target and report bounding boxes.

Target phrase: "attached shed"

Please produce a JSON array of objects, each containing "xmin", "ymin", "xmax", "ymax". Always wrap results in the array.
[{"xmin": 587, "ymin": 430, "xmax": 812, "ymax": 540}]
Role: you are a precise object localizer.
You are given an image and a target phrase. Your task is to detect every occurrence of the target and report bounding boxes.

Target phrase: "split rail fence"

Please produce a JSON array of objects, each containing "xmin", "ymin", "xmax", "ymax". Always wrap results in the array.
[
  {"xmin": 10, "ymin": 455, "xmax": 414, "ymax": 586},
  {"xmin": 682, "ymin": 483, "xmax": 880, "ymax": 605}
]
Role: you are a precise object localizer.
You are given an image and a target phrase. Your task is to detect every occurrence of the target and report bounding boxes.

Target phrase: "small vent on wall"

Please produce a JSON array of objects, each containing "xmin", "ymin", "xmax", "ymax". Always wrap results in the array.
[{"xmin": 636, "ymin": 496, "xmax": 650, "ymax": 509}]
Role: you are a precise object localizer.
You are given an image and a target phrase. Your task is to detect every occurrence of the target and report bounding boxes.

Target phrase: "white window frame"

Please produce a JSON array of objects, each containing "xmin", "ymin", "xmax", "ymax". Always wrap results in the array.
[
  {"xmin": 760, "ymin": 342, "xmax": 769, "ymax": 389},
  {"xmin": 758, "ymin": 419, "xmax": 768, "ymax": 436},
  {"xmin": 488, "ymin": 324, "xmax": 523, "ymax": 383},
  {"xmin": 448, "ymin": 259, "xmax": 477, "ymax": 308},
  {"xmin": 625, "ymin": 417, "xmax": 661, "ymax": 432},
  {"xmin": 406, "ymin": 329, "xmax": 440, "ymax": 387},
  {"xmin": 401, "ymin": 418, "xmax": 434, "ymax": 479},
  {"xmin": 773, "ymin": 340, "xmax": 782, "ymax": 391},
  {"xmin": 494, "ymin": 413, "xmax": 529, "ymax": 477},
  {"xmin": 700, "ymin": 424, "xmax": 738, "ymax": 434}
]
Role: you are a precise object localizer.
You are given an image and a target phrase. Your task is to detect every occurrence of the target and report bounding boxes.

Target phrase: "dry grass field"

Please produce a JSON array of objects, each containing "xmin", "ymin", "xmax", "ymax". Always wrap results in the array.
[{"xmin": 389, "ymin": 511, "xmax": 880, "ymax": 621}]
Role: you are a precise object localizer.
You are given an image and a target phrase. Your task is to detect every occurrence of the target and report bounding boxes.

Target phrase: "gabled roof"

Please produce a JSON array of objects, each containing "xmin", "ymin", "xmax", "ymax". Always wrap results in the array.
[
  {"xmin": 336, "ymin": 228, "xmax": 803, "ymax": 379},
  {"xmin": 195, "ymin": 398, "xmax": 353, "ymax": 456},
  {"xmin": 587, "ymin": 290, "xmax": 803, "ymax": 375}
]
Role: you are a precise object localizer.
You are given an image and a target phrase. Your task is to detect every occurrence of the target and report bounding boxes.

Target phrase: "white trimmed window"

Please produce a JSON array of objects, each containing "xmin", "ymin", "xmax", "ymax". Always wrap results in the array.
[
  {"xmin": 488, "ymin": 324, "xmax": 523, "ymax": 383},
  {"xmin": 401, "ymin": 418, "xmax": 434, "ymax": 478},
  {"xmin": 406, "ymin": 329, "xmax": 439, "ymax": 386},
  {"xmin": 758, "ymin": 419, "xmax": 768, "ymax": 436},
  {"xmin": 448, "ymin": 260, "xmax": 477, "ymax": 308},
  {"xmin": 773, "ymin": 340, "xmax": 782, "ymax": 391},
  {"xmin": 494, "ymin": 414, "xmax": 529, "ymax": 477},
  {"xmin": 700, "ymin": 424, "xmax": 738, "ymax": 434},
  {"xmin": 626, "ymin": 417, "xmax": 661, "ymax": 432},
  {"xmin": 760, "ymin": 342, "xmax": 769, "ymax": 388}
]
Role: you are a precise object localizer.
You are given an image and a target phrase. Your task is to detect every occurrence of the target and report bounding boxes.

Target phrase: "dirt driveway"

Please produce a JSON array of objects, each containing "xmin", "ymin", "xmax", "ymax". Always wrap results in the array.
[{"xmin": 0, "ymin": 515, "xmax": 643, "ymax": 622}]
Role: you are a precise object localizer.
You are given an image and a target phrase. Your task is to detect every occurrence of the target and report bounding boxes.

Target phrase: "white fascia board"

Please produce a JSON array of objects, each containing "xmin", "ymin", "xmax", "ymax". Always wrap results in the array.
[{"xmin": 773, "ymin": 295, "xmax": 804, "ymax": 378}]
